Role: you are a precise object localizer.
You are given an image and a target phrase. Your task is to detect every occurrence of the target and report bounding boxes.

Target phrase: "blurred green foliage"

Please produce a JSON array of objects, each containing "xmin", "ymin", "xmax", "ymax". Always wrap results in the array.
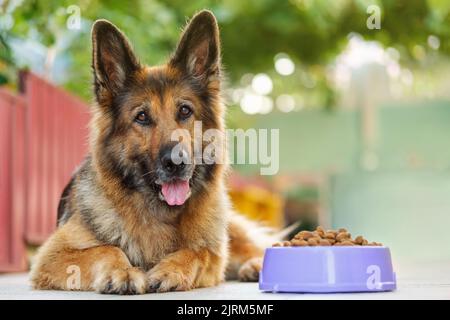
[{"xmin": 1, "ymin": 0, "xmax": 449, "ymax": 104}]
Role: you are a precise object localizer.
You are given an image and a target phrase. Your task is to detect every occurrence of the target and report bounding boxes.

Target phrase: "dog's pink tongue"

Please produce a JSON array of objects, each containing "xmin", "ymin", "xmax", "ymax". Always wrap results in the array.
[{"xmin": 161, "ymin": 180, "xmax": 190, "ymax": 206}]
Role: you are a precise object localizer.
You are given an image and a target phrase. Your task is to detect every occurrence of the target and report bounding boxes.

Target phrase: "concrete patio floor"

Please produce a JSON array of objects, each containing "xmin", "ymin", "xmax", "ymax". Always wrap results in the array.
[{"xmin": 0, "ymin": 260, "xmax": 448, "ymax": 300}]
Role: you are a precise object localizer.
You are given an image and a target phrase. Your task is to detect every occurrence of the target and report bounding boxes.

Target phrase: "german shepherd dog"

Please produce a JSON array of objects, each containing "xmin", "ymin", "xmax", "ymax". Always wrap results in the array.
[{"xmin": 30, "ymin": 10, "xmax": 274, "ymax": 294}]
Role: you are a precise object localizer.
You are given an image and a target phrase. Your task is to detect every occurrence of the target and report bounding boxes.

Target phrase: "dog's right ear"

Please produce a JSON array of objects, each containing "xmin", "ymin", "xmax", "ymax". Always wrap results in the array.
[
  {"xmin": 170, "ymin": 10, "xmax": 221, "ymax": 82},
  {"xmin": 91, "ymin": 20, "xmax": 140, "ymax": 102}
]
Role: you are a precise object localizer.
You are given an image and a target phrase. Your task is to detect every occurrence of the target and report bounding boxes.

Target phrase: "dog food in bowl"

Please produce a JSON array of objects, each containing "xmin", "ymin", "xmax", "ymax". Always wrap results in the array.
[
  {"xmin": 272, "ymin": 226, "xmax": 383, "ymax": 247},
  {"xmin": 260, "ymin": 226, "xmax": 396, "ymax": 293}
]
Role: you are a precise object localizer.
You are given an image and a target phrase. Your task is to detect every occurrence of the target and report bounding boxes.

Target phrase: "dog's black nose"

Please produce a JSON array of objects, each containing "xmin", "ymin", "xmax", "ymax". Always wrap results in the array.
[
  {"xmin": 159, "ymin": 145, "xmax": 190, "ymax": 177},
  {"xmin": 161, "ymin": 152, "xmax": 185, "ymax": 175}
]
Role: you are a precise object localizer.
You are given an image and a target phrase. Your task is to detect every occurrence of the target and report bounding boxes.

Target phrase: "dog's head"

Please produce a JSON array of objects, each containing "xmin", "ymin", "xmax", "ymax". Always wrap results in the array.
[{"xmin": 90, "ymin": 11, "xmax": 224, "ymax": 209}]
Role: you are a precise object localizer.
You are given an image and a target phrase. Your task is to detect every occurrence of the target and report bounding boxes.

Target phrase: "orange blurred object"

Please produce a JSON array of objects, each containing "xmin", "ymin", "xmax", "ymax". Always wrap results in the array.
[{"xmin": 229, "ymin": 185, "xmax": 284, "ymax": 228}]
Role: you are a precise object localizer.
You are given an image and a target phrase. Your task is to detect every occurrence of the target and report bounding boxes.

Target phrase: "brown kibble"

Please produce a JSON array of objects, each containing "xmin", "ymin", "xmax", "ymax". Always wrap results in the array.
[
  {"xmin": 316, "ymin": 226, "xmax": 325, "ymax": 236},
  {"xmin": 355, "ymin": 236, "xmax": 364, "ymax": 245},
  {"xmin": 291, "ymin": 239, "xmax": 308, "ymax": 247},
  {"xmin": 272, "ymin": 242, "xmax": 282, "ymax": 247},
  {"xmin": 294, "ymin": 231, "xmax": 307, "ymax": 240},
  {"xmin": 324, "ymin": 232, "xmax": 336, "ymax": 240},
  {"xmin": 284, "ymin": 226, "xmax": 383, "ymax": 248},
  {"xmin": 294, "ymin": 231, "xmax": 308, "ymax": 239},
  {"xmin": 336, "ymin": 232, "xmax": 351, "ymax": 242},
  {"xmin": 302, "ymin": 231, "xmax": 315, "ymax": 240}
]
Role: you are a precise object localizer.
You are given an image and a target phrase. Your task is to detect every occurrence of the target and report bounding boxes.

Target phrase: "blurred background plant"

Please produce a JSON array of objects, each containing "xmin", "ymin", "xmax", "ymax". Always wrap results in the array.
[
  {"xmin": 1, "ymin": 0, "xmax": 450, "ymax": 261},
  {"xmin": 2, "ymin": 0, "xmax": 449, "ymax": 104}
]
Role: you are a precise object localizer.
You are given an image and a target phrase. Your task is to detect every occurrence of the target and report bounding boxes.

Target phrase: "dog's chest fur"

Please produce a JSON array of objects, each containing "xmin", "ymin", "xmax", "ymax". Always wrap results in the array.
[{"xmin": 74, "ymin": 164, "xmax": 180, "ymax": 270}]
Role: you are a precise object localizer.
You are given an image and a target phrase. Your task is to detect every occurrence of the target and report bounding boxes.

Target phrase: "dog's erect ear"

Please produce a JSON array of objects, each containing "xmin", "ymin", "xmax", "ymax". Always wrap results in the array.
[
  {"xmin": 91, "ymin": 20, "xmax": 139, "ymax": 100},
  {"xmin": 170, "ymin": 10, "xmax": 220, "ymax": 80}
]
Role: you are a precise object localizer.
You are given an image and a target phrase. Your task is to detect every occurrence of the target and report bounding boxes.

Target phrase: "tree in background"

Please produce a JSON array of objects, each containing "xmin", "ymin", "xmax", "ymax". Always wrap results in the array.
[{"xmin": 1, "ymin": 0, "xmax": 449, "ymax": 109}]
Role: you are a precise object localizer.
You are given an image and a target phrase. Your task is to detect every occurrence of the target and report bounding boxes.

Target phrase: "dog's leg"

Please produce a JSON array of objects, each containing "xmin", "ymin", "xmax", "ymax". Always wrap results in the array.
[
  {"xmin": 227, "ymin": 212, "xmax": 276, "ymax": 282},
  {"xmin": 146, "ymin": 248, "xmax": 226, "ymax": 292},
  {"xmin": 30, "ymin": 216, "xmax": 147, "ymax": 295}
]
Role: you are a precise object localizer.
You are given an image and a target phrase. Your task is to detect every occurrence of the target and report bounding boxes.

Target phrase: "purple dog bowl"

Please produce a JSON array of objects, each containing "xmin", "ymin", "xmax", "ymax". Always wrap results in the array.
[{"xmin": 259, "ymin": 246, "xmax": 396, "ymax": 293}]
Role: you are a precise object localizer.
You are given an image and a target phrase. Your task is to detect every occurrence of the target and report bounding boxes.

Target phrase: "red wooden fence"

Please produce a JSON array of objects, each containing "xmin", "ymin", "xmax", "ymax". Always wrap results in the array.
[
  {"xmin": 0, "ymin": 89, "xmax": 27, "ymax": 272},
  {"xmin": 0, "ymin": 72, "xmax": 90, "ymax": 271},
  {"xmin": 24, "ymin": 73, "xmax": 90, "ymax": 245}
]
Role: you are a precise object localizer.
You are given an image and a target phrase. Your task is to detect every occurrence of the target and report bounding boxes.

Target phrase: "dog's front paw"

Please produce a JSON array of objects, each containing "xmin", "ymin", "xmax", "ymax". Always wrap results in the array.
[
  {"xmin": 238, "ymin": 257, "xmax": 263, "ymax": 282},
  {"xmin": 93, "ymin": 267, "xmax": 147, "ymax": 295},
  {"xmin": 147, "ymin": 264, "xmax": 192, "ymax": 293}
]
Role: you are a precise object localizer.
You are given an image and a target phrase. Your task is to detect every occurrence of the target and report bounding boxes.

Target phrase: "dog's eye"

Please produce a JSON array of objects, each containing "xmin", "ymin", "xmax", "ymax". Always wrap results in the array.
[
  {"xmin": 135, "ymin": 111, "xmax": 150, "ymax": 125},
  {"xmin": 178, "ymin": 104, "xmax": 193, "ymax": 120}
]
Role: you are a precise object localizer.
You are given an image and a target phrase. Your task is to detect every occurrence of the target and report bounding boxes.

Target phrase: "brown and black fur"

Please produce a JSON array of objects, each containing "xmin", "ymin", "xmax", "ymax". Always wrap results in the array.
[{"xmin": 30, "ymin": 10, "xmax": 273, "ymax": 294}]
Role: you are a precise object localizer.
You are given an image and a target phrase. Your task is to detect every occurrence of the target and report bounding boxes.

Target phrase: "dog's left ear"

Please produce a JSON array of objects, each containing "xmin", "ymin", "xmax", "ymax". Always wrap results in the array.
[
  {"xmin": 91, "ymin": 19, "xmax": 140, "ymax": 101},
  {"xmin": 170, "ymin": 10, "xmax": 221, "ymax": 81}
]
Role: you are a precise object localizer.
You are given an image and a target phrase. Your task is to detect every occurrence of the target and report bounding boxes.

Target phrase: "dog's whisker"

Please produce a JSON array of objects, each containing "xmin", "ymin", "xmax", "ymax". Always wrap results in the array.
[{"xmin": 141, "ymin": 170, "xmax": 156, "ymax": 178}]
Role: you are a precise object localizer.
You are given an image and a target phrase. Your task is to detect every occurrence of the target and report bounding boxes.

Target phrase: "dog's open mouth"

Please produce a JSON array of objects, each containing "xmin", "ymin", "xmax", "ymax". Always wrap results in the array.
[{"xmin": 157, "ymin": 179, "xmax": 191, "ymax": 206}]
